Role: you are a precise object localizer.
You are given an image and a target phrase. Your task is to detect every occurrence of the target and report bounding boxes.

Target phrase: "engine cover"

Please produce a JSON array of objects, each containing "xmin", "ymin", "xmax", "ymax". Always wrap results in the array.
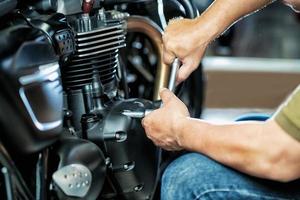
[
  {"xmin": 104, "ymin": 99, "xmax": 159, "ymax": 199},
  {"xmin": 52, "ymin": 137, "xmax": 107, "ymax": 200},
  {"xmin": 0, "ymin": 25, "xmax": 63, "ymax": 153}
]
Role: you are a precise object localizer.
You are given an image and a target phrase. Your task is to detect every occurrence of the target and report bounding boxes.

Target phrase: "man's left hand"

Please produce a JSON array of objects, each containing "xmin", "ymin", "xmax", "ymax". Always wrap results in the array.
[{"xmin": 142, "ymin": 88, "xmax": 190, "ymax": 151}]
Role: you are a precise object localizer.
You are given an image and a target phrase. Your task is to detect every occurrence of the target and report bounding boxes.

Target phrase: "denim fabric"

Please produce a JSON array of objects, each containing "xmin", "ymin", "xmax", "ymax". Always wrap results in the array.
[{"xmin": 161, "ymin": 153, "xmax": 300, "ymax": 200}]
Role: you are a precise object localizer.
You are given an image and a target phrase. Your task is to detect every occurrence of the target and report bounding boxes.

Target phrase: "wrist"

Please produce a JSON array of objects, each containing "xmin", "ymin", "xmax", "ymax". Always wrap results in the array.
[
  {"xmin": 177, "ymin": 117, "xmax": 213, "ymax": 151},
  {"xmin": 193, "ymin": 2, "xmax": 234, "ymax": 45},
  {"xmin": 175, "ymin": 116, "xmax": 190, "ymax": 149},
  {"xmin": 191, "ymin": 17, "xmax": 221, "ymax": 51}
]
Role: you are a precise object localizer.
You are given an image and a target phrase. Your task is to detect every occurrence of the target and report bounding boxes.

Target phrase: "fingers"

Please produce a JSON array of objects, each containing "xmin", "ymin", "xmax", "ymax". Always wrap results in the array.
[
  {"xmin": 162, "ymin": 44, "xmax": 176, "ymax": 65},
  {"xmin": 141, "ymin": 100, "xmax": 183, "ymax": 151},
  {"xmin": 142, "ymin": 115, "xmax": 181, "ymax": 152},
  {"xmin": 159, "ymin": 88, "xmax": 176, "ymax": 105},
  {"xmin": 176, "ymin": 49, "xmax": 205, "ymax": 84},
  {"xmin": 176, "ymin": 58, "xmax": 196, "ymax": 85},
  {"xmin": 176, "ymin": 63, "xmax": 194, "ymax": 85},
  {"xmin": 141, "ymin": 117, "xmax": 146, "ymax": 128},
  {"xmin": 142, "ymin": 109, "xmax": 157, "ymax": 129}
]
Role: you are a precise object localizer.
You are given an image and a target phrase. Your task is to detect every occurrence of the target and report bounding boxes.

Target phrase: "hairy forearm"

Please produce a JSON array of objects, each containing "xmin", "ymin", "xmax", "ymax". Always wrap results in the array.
[
  {"xmin": 195, "ymin": 0, "xmax": 275, "ymax": 42},
  {"xmin": 179, "ymin": 118, "xmax": 300, "ymax": 182}
]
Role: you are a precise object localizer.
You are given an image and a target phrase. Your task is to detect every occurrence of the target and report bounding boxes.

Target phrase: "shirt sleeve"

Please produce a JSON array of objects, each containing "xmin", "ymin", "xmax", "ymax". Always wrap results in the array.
[{"xmin": 274, "ymin": 85, "xmax": 300, "ymax": 141}]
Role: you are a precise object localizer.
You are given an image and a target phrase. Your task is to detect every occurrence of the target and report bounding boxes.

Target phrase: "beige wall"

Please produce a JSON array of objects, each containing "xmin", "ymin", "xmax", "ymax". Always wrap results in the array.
[{"xmin": 204, "ymin": 71, "xmax": 300, "ymax": 108}]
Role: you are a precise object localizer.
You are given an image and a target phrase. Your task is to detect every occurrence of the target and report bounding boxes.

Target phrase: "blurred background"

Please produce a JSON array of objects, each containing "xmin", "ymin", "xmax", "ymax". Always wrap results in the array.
[{"xmin": 201, "ymin": 1, "xmax": 300, "ymax": 122}]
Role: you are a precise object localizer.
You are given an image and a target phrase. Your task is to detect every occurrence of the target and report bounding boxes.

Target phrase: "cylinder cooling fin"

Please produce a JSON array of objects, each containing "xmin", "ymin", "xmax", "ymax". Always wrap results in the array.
[{"xmin": 61, "ymin": 9, "xmax": 128, "ymax": 92}]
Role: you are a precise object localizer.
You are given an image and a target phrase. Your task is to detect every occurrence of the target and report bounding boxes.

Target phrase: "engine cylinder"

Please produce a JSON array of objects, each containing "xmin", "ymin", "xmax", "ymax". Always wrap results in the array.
[{"xmin": 61, "ymin": 9, "xmax": 128, "ymax": 93}]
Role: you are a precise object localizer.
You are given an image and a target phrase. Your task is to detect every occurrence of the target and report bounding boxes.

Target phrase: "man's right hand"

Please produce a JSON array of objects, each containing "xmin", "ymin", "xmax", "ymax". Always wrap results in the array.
[
  {"xmin": 162, "ymin": 0, "xmax": 275, "ymax": 84},
  {"xmin": 162, "ymin": 18, "xmax": 213, "ymax": 84}
]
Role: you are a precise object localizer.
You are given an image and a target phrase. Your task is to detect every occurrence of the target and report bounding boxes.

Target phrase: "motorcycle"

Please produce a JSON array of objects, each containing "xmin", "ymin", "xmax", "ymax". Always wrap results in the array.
[{"xmin": 0, "ymin": 0, "xmax": 201, "ymax": 199}]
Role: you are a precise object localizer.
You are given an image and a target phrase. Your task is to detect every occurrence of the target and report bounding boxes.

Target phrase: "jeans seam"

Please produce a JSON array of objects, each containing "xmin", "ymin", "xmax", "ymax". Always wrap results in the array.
[{"xmin": 194, "ymin": 188, "xmax": 293, "ymax": 200}]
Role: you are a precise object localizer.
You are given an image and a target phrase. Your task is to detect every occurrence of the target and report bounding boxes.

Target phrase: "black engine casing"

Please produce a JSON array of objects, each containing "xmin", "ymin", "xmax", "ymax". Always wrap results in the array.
[{"xmin": 0, "ymin": 24, "xmax": 63, "ymax": 153}]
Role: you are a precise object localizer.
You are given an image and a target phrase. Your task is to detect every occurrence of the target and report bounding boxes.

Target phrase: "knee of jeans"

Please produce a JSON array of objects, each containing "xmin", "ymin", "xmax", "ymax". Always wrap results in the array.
[
  {"xmin": 162, "ymin": 153, "xmax": 210, "ymax": 181},
  {"xmin": 161, "ymin": 153, "xmax": 213, "ymax": 198}
]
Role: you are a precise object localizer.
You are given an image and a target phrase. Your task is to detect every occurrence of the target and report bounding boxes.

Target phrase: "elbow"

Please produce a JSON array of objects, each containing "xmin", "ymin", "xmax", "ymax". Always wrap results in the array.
[
  {"xmin": 266, "ymin": 162, "xmax": 300, "ymax": 183},
  {"xmin": 256, "ymin": 120, "xmax": 300, "ymax": 182},
  {"xmin": 266, "ymin": 167, "xmax": 299, "ymax": 183},
  {"xmin": 260, "ymin": 150, "xmax": 300, "ymax": 183}
]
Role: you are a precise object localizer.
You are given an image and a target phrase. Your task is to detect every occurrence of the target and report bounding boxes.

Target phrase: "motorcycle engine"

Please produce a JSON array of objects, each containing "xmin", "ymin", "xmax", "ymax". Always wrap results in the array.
[
  {"xmin": 62, "ymin": 9, "xmax": 127, "ymax": 129},
  {"xmin": 0, "ymin": 1, "xmax": 160, "ymax": 198},
  {"xmin": 57, "ymin": 7, "xmax": 160, "ymax": 200}
]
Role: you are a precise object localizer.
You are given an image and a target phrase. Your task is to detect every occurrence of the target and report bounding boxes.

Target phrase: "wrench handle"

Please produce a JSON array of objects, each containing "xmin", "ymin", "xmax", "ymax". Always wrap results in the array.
[{"xmin": 168, "ymin": 58, "xmax": 181, "ymax": 92}]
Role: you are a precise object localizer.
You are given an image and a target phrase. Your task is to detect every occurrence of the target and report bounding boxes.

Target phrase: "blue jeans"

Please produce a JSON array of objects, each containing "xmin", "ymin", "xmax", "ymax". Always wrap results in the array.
[{"xmin": 161, "ymin": 153, "xmax": 300, "ymax": 200}]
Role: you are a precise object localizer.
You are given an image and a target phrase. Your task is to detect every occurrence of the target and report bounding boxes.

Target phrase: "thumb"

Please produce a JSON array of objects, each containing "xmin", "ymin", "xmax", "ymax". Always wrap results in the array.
[{"xmin": 159, "ymin": 88, "xmax": 176, "ymax": 105}]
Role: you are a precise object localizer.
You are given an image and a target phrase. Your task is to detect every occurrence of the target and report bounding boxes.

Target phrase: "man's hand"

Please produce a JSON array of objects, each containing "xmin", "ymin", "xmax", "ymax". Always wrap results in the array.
[
  {"xmin": 142, "ymin": 88, "xmax": 190, "ymax": 151},
  {"xmin": 163, "ymin": 18, "xmax": 212, "ymax": 84},
  {"xmin": 162, "ymin": 0, "xmax": 277, "ymax": 84}
]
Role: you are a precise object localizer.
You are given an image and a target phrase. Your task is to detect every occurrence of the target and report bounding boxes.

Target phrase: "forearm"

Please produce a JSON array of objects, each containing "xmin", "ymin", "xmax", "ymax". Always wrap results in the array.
[
  {"xmin": 179, "ymin": 117, "xmax": 300, "ymax": 181},
  {"xmin": 195, "ymin": 0, "xmax": 274, "ymax": 41}
]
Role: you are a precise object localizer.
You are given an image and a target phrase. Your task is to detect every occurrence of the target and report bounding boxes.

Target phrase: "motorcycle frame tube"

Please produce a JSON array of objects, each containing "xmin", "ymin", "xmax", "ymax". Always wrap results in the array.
[
  {"xmin": 126, "ymin": 16, "xmax": 170, "ymax": 100},
  {"xmin": 0, "ymin": 139, "xmax": 33, "ymax": 200}
]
